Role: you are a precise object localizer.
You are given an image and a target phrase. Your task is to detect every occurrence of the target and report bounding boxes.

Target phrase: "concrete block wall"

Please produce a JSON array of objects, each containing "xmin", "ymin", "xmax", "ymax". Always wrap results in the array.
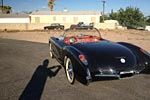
[
  {"xmin": 0, "ymin": 23, "xmax": 118, "ymax": 31},
  {"xmin": 0, "ymin": 23, "xmax": 27, "ymax": 30}
]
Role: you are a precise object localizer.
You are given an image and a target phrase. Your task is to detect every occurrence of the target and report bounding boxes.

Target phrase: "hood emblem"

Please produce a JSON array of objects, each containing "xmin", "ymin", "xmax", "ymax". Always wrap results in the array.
[{"xmin": 120, "ymin": 58, "xmax": 126, "ymax": 63}]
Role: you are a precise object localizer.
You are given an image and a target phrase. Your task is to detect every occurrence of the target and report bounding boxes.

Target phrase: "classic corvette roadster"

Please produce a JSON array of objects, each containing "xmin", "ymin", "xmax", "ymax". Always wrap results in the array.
[{"xmin": 49, "ymin": 28, "xmax": 150, "ymax": 85}]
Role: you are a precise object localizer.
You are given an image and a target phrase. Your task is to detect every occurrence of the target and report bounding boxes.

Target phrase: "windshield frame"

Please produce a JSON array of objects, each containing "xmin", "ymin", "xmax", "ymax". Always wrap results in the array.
[{"xmin": 62, "ymin": 28, "xmax": 102, "ymax": 38}]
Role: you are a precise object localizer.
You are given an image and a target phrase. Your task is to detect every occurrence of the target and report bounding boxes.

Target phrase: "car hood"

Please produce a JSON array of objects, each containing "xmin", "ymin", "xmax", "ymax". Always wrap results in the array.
[{"xmin": 72, "ymin": 40, "xmax": 137, "ymax": 71}]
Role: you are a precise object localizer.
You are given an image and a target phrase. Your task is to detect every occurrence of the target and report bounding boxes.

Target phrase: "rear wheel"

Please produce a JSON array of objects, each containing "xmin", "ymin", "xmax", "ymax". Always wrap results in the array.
[
  {"xmin": 65, "ymin": 58, "xmax": 75, "ymax": 84},
  {"xmin": 49, "ymin": 43, "xmax": 54, "ymax": 58}
]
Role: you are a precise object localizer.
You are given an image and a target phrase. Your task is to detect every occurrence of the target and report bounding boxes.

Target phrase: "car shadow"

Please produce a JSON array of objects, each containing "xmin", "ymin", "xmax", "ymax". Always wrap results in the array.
[
  {"xmin": 19, "ymin": 59, "xmax": 61, "ymax": 100},
  {"xmin": 92, "ymin": 77, "xmax": 119, "ymax": 83}
]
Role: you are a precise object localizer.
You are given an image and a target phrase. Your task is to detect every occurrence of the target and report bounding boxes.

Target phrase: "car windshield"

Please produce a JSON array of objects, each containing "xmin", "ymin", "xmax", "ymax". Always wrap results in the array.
[
  {"xmin": 63, "ymin": 28, "xmax": 101, "ymax": 38},
  {"xmin": 51, "ymin": 23, "xmax": 59, "ymax": 26},
  {"xmin": 60, "ymin": 28, "xmax": 102, "ymax": 44}
]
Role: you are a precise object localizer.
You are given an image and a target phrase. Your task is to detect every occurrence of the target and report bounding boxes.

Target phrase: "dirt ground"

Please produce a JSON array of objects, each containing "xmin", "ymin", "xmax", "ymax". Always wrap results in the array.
[{"xmin": 0, "ymin": 29, "xmax": 150, "ymax": 51}]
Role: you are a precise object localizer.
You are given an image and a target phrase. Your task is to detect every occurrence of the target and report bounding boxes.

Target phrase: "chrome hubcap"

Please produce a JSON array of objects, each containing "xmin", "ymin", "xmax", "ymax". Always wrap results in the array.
[
  {"xmin": 67, "ymin": 64, "xmax": 73, "ymax": 79},
  {"xmin": 66, "ymin": 58, "xmax": 74, "ymax": 83}
]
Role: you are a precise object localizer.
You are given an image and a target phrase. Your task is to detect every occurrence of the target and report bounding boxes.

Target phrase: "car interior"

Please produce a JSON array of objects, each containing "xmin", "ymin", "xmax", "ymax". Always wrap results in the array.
[{"xmin": 63, "ymin": 34, "xmax": 100, "ymax": 44}]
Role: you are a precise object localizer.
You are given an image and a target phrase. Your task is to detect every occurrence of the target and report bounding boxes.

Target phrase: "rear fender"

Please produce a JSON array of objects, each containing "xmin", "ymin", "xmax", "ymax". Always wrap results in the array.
[
  {"xmin": 118, "ymin": 42, "xmax": 150, "ymax": 68},
  {"xmin": 63, "ymin": 46, "xmax": 87, "ymax": 78}
]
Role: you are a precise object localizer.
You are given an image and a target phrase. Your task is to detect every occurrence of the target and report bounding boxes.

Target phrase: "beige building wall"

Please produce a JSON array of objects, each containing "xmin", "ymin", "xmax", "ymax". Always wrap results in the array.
[
  {"xmin": 95, "ymin": 23, "xmax": 118, "ymax": 29},
  {"xmin": 0, "ymin": 23, "xmax": 28, "ymax": 30},
  {"xmin": 30, "ymin": 15, "xmax": 100, "ymax": 24}
]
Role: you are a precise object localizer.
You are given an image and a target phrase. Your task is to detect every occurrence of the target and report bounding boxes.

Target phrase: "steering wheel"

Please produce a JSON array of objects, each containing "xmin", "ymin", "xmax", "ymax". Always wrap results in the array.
[{"xmin": 69, "ymin": 37, "xmax": 77, "ymax": 44}]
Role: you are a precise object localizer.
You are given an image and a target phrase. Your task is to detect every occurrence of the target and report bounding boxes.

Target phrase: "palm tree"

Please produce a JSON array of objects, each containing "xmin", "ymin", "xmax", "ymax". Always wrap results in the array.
[
  {"xmin": 0, "ymin": 5, "xmax": 12, "ymax": 14},
  {"xmin": 48, "ymin": 0, "xmax": 55, "ymax": 11},
  {"xmin": 4, "ymin": 6, "xmax": 12, "ymax": 14}
]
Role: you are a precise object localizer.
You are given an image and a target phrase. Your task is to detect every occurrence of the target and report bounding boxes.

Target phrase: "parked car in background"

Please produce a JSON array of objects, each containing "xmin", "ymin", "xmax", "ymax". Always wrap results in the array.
[
  {"xmin": 44, "ymin": 23, "xmax": 64, "ymax": 30},
  {"xmin": 136, "ymin": 26, "xmax": 145, "ymax": 30},
  {"xmin": 70, "ymin": 22, "xmax": 94, "ymax": 30},
  {"xmin": 127, "ymin": 26, "xmax": 145, "ymax": 30}
]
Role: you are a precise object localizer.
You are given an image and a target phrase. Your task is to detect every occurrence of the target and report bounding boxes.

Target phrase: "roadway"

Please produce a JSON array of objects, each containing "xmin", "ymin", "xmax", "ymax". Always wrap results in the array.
[{"xmin": 0, "ymin": 38, "xmax": 149, "ymax": 100}]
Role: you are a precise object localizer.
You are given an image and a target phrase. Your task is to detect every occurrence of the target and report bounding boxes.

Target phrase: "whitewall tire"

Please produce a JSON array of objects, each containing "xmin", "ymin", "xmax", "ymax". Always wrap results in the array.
[
  {"xmin": 65, "ymin": 58, "xmax": 75, "ymax": 84},
  {"xmin": 49, "ymin": 43, "xmax": 54, "ymax": 58}
]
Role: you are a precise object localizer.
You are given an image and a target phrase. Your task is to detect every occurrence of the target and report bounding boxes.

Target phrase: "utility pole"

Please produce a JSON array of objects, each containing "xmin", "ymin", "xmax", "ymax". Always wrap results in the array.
[
  {"xmin": 102, "ymin": 0, "xmax": 106, "ymax": 22},
  {"xmin": 1, "ymin": 0, "xmax": 3, "ymax": 13}
]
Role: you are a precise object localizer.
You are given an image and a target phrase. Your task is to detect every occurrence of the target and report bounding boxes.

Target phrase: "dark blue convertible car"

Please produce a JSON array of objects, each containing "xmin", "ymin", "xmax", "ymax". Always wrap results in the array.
[{"xmin": 49, "ymin": 28, "xmax": 150, "ymax": 85}]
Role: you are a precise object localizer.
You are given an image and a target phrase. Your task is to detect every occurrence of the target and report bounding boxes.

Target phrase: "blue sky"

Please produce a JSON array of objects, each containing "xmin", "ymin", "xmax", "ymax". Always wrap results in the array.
[{"xmin": 3, "ymin": 0, "xmax": 150, "ymax": 15}]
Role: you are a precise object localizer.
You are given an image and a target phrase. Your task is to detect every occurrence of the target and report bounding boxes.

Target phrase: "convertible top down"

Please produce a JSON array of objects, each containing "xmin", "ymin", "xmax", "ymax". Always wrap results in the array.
[{"xmin": 49, "ymin": 28, "xmax": 150, "ymax": 85}]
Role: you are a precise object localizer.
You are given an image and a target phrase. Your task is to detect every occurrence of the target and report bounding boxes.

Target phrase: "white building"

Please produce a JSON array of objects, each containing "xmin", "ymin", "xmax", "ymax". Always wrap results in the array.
[
  {"xmin": 29, "ymin": 10, "xmax": 101, "ymax": 24},
  {"xmin": 145, "ymin": 26, "xmax": 150, "ymax": 31},
  {"xmin": 0, "ymin": 14, "xmax": 30, "ymax": 23}
]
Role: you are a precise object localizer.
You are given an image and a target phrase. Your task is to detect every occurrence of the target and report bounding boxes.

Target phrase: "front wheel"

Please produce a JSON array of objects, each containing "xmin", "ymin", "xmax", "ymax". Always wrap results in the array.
[
  {"xmin": 65, "ymin": 58, "xmax": 75, "ymax": 84},
  {"xmin": 49, "ymin": 43, "xmax": 54, "ymax": 58},
  {"xmin": 45, "ymin": 28, "xmax": 49, "ymax": 30}
]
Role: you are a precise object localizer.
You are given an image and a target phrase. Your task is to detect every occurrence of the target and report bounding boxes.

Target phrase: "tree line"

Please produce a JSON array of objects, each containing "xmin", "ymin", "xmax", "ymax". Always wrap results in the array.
[{"xmin": 102, "ymin": 6, "xmax": 150, "ymax": 28}]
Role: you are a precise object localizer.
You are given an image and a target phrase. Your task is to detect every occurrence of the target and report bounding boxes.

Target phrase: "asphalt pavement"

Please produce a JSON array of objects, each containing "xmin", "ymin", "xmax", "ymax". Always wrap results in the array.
[{"xmin": 0, "ymin": 38, "xmax": 150, "ymax": 100}]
